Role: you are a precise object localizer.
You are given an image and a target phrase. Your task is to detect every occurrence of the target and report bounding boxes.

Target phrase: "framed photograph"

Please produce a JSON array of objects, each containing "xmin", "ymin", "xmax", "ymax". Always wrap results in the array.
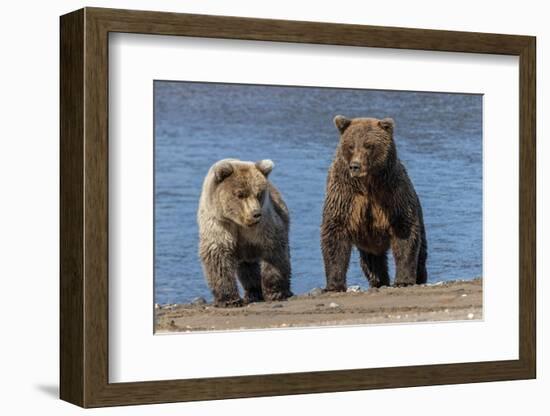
[{"xmin": 60, "ymin": 7, "xmax": 536, "ymax": 408}]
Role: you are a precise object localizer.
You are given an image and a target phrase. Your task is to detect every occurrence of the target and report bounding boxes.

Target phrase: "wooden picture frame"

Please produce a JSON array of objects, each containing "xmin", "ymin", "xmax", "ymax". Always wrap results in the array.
[{"xmin": 60, "ymin": 7, "xmax": 536, "ymax": 408}]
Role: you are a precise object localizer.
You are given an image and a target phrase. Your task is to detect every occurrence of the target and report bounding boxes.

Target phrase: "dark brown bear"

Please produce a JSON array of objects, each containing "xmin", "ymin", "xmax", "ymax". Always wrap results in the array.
[{"xmin": 321, "ymin": 116, "xmax": 427, "ymax": 291}]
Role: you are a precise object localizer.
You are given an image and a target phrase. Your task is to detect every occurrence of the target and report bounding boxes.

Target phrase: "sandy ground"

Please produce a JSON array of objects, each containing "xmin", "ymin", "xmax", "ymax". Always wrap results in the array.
[{"xmin": 155, "ymin": 278, "xmax": 482, "ymax": 333}]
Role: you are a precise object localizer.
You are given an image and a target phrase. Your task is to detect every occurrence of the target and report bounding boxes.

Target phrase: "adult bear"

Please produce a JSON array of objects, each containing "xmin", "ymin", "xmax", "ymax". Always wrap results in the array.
[
  {"xmin": 198, "ymin": 158, "xmax": 292, "ymax": 307},
  {"xmin": 321, "ymin": 116, "xmax": 427, "ymax": 291}
]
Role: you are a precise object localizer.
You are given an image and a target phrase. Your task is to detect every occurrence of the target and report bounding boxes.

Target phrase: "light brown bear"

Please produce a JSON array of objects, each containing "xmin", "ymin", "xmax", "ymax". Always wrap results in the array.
[
  {"xmin": 198, "ymin": 158, "xmax": 292, "ymax": 307},
  {"xmin": 321, "ymin": 116, "xmax": 428, "ymax": 291}
]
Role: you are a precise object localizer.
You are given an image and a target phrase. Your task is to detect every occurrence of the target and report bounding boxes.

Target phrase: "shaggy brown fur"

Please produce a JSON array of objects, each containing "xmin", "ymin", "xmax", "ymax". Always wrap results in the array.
[
  {"xmin": 198, "ymin": 159, "xmax": 292, "ymax": 307},
  {"xmin": 321, "ymin": 116, "xmax": 427, "ymax": 291}
]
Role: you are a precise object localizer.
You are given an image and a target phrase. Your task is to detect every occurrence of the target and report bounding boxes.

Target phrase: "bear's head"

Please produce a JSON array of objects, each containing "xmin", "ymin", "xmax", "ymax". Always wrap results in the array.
[
  {"xmin": 334, "ymin": 116, "xmax": 397, "ymax": 178},
  {"xmin": 211, "ymin": 159, "xmax": 273, "ymax": 227}
]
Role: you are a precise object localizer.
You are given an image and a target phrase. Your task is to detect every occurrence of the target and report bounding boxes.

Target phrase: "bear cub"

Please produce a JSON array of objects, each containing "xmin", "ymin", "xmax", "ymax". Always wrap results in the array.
[
  {"xmin": 198, "ymin": 158, "xmax": 292, "ymax": 307},
  {"xmin": 321, "ymin": 116, "xmax": 427, "ymax": 291}
]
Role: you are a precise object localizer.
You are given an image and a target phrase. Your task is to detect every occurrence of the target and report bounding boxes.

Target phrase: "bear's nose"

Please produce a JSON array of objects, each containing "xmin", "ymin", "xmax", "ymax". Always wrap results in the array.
[
  {"xmin": 349, "ymin": 162, "xmax": 361, "ymax": 172},
  {"xmin": 252, "ymin": 210, "xmax": 262, "ymax": 220}
]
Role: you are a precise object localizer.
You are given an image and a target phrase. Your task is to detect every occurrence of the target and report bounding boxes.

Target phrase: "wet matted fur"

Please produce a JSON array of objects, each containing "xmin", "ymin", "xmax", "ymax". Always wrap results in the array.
[{"xmin": 321, "ymin": 116, "xmax": 428, "ymax": 291}]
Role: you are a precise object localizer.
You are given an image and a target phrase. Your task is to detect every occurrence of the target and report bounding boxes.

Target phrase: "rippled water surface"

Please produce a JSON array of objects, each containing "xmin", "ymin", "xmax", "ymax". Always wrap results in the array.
[{"xmin": 154, "ymin": 81, "xmax": 482, "ymax": 304}]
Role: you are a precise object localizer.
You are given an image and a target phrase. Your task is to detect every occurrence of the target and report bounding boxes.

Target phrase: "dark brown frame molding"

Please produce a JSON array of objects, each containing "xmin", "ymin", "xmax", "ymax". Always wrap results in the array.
[{"xmin": 60, "ymin": 7, "xmax": 536, "ymax": 408}]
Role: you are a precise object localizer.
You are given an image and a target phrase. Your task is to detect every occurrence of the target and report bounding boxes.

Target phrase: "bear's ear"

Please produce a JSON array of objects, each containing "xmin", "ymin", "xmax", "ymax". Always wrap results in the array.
[
  {"xmin": 379, "ymin": 118, "xmax": 395, "ymax": 133},
  {"xmin": 213, "ymin": 161, "xmax": 234, "ymax": 183},
  {"xmin": 334, "ymin": 115, "xmax": 352, "ymax": 134},
  {"xmin": 255, "ymin": 159, "xmax": 274, "ymax": 177}
]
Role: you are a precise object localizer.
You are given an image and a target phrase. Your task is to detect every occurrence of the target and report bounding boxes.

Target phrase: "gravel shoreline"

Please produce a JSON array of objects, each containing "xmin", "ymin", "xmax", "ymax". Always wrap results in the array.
[{"xmin": 155, "ymin": 278, "xmax": 482, "ymax": 333}]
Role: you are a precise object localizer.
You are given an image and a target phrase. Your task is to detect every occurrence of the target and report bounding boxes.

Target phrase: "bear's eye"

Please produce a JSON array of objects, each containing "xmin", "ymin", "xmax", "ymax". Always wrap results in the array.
[
  {"xmin": 257, "ymin": 190, "xmax": 265, "ymax": 200},
  {"xmin": 235, "ymin": 190, "xmax": 246, "ymax": 199},
  {"xmin": 364, "ymin": 143, "xmax": 374, "ymax": 150}
]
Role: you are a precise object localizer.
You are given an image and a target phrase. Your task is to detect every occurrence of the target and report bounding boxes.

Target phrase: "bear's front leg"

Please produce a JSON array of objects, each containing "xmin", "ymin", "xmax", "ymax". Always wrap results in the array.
[
  {"xmin": 392, "ymin": 236, "xmax": 420, "ymax": 287},
  {"xmin": 260, "ymin": 253, "xmax": 292, "ymax": 301},
  {"xmin": 321, "ymin": 226, "xmax": 352, "ymax": 292},
  {"xmin": 238, "ymin": 262, "xmax": 264, "ymax": 304},
  {"xmin": 359, "ymin": 250, "xmax": 390, "ymax": 288},
  {"xmin": 200, "ymin": 247, "xmax": 242, "ymax": 307}
]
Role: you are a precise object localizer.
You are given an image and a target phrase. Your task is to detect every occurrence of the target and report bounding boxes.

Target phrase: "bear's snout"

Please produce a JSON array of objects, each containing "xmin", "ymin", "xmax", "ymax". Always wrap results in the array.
[
  {"xmin": 349, "ymin": 161, "xmax": 362, "ymax": 176},
  {"xmin": 246, "ymin": 209, "xmax": 262, "ymax": 226}
]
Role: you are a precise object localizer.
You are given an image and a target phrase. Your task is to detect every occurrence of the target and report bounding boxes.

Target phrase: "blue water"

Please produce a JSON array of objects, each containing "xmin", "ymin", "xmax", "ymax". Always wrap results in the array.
[{"xmin": 154, "ymin": 81, "xmax": 482, "ymax": 305}]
